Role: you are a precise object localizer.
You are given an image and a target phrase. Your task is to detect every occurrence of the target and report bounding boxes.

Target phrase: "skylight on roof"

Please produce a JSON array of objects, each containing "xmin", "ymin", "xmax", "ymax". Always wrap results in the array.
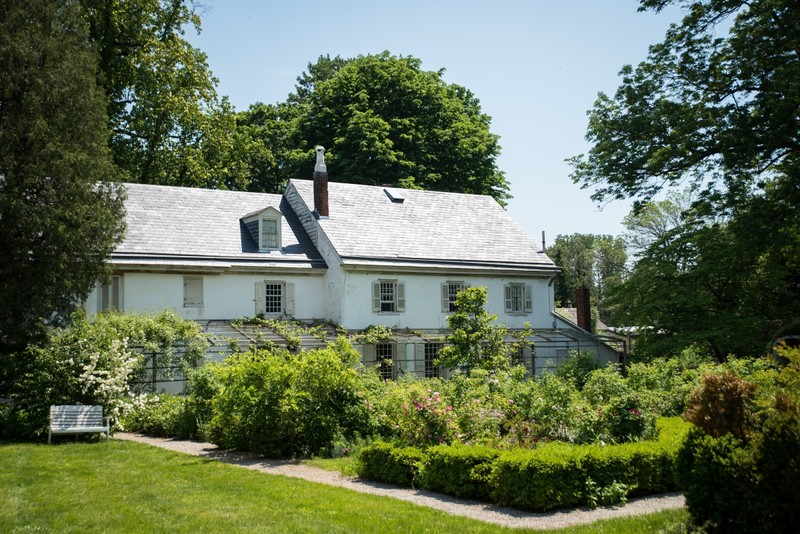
[{"xmin": 384, "ymin": 188, "xmax": 405, "ymax": 203}]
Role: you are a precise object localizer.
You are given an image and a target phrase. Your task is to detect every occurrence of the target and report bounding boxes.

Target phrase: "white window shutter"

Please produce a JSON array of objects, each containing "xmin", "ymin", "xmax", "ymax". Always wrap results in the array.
[
  {"xmin": 285, "ymin": 282, "xmax": 295, "ymax": 316},
  {"xmin": 255, "ymin": 282, "xmax": 266, "ymax": 315},
  {"xmin": 361, "ymin": 343, "xmax": 376, "ymax": 364},
  {"xmin": 183, "ymin": 276, "xmax": 203, "ymax": 307},
  {"xmin": 524, "ymin": 284, "xmax": 533, "ymax": 313},
  {"xmin": 441, "ymin": 283, "xmax": 449, "ymax": 312},
  {"xmin": 100, "ymin": 276, "xmax": 122, "ymax": 311},
  {"xmin": 111, "ymin": 276, "xmax": 121, "ymax": 310},
  {"xmin": 415, "ymin": 343, "xmax": 424, "ymax": 374},
  {"xmin": 397, "ymin": 282, "xmax": 406, "ymax": 312},
  {"xmin": 372, "ymin": 281, "xmax": 381, "ymax": 312},
  {"xmin": 504, "ymin": 284, "xmax": 512, "ymax": 312}
]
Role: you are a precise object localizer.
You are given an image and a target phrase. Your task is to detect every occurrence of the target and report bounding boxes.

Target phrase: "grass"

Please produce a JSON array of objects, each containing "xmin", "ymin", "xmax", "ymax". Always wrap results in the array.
[
  {"xmin": 1, "ymin": 440, "xmax": 688, "ymax": 533},
  {"xmin": 301, "ymin": 455, "xmax": 359, "ymax": 476}
]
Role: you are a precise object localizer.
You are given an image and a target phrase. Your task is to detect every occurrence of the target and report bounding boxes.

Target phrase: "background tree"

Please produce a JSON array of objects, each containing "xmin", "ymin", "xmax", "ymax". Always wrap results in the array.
[
  {"xmin": 546, "ymin": 234, "xmax": 627, "ymax": 324},
  {"xmin": 240, "ymin": 53, "xmax": 511, "ymax": 202},
  {"xmin": 622, "ymin": 189, "xmax": 694, "ymax": 257},
  {"xmin": 570, "ymin": 0, "xmax": 800, "ymax": 358},
  {"xmin": 0, "ymin": 0, "xmax": 126, "ymax": 351},
  {"xmin": 79, "ymin": 0, "xmax": 244, "ymax": 188}
]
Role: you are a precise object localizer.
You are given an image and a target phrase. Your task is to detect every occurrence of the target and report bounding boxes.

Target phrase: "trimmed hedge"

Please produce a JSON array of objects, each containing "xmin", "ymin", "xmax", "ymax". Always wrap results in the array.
[
  {"xmin": 421, "ymin": 444, "xmax": 500, "ymax": 500},
  {"xmin": 356, "ymin": 442, "xmax": 425, "ymax": 487},
  {"xmin": 357, "ymin": 417, "xmax": 690, "ymax": 512},
  {"xmin": 490, "ymin": 446, "xmax": 585, "ymax": 511}
]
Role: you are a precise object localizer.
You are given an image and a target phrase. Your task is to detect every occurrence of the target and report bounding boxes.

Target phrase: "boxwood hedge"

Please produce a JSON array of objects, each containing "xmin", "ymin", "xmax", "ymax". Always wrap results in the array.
[{"xmin": 356, "ymin": 417, "xmax": 690, "ymax": 511}]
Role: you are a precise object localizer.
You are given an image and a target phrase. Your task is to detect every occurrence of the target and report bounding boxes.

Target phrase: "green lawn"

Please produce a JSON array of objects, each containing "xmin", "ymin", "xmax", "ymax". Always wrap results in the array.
[{"xmin": 1, "ymin": 440, "xmax": 688, "ymax": 533}]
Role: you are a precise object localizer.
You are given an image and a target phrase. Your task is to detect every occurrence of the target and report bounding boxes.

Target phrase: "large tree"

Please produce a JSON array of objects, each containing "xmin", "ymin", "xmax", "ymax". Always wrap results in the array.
[
  {"xmin": 571, "ymin": 0, "xmax": 800, "ymax": 359},
  {"xmin": 0, "ymin": 0, "xmax": 126, "ymax": 350},
  {"xmin": 79, "ymin": 0, "xmax": 241, "ymax": 188},
  {"xmin": 240, "ymin": 53, "xmax": 511, "ymax": 203},
  {"xmin": 546, "ymin": 234, "xmax": 627, "ymax": 324}
]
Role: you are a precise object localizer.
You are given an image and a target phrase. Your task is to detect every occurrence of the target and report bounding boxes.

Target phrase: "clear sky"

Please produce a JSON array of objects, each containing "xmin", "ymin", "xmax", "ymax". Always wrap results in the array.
[{"xmin": 187, "ymin": 0, "xmax": 683, "ymax": 244}]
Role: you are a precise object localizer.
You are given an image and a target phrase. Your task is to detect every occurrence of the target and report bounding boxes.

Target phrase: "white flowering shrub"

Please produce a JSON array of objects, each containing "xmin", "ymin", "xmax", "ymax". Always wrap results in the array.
[{"xmin": 1, "ymin": 310, "xmax": 206, "ymax": 438}]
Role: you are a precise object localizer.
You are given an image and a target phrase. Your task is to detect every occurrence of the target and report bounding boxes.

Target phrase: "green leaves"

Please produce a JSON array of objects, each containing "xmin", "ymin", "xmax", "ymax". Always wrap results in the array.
[
  {"xmin": 240, "ymin": 52, "xmax": 510, "ymax": 203},
  {"xmin": 571, "ymin": 1, "xmax": 800, "ymax": 358},
  {"xmin": 0, "ymin": 0, "xmax": 126, "ymax": 350}
]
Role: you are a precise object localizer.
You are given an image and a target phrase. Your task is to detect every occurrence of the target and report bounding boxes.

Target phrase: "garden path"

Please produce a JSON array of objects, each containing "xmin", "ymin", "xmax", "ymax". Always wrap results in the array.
[{"xmin": 115, "ymin": 433, "xmax": 685, "ymax": 530}]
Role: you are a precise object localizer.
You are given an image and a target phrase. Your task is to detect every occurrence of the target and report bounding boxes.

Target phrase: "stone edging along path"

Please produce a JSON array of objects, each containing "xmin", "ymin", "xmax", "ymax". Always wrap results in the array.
[{"xmin": 115, "ymin": 433, "xmax": 685, "ymax": 530}]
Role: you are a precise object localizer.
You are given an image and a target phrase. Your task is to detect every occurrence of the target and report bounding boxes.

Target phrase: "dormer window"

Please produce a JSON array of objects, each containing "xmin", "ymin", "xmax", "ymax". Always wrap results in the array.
[
  {"xmin": 242, "ymin": 206, "xmax": 282, "ymax": 252},
  {"xmin": 260, "ymin": 217, "xmax": 279, "ymax": 250}
]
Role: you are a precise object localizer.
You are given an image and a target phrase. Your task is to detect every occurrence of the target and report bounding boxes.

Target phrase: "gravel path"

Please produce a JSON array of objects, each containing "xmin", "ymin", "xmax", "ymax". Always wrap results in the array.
[{"xmin": 115, "ymin": 433, "xmax": 685, "ymax": 530}]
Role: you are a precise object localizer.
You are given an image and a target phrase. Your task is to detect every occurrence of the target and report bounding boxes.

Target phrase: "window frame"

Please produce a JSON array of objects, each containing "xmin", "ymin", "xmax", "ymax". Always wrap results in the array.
[
  {"xmin": 372, "ymin": 280, "xmax": 405, "ymax": 314},
  {"xmin": 504, "ymin": 282, "xmax": 532, "ymax": 315},
  {"xmin": 259, "ymin": 215, "xmax": 281, "ymax": 251},
  {"xmin": 255, "ymin": 280, "xmax": 295, "ymax": 316},
  {"xmin": 376, "ymin": 342, "xmax": 396, "ymax": 380},
  {"xmin": 441, "ymin": 281, "xmax": 467, "ymax": 313},
  {"xmin": 424, "ymin": 342, "xmax": 443, "ymax": 379},
  {"xmin": 99, "ymin": 275, "xmax": 122, "ymax": 312}
]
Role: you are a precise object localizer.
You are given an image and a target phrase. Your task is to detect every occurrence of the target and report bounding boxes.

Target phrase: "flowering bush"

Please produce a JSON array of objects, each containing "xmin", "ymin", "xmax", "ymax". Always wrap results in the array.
[{"xmin": 0, "ymin": 310, "xmax": 205, "ymax": 439}]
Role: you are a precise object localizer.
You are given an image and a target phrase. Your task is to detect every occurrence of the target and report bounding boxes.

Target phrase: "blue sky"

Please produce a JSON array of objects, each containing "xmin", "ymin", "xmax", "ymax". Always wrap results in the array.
[{"xmin": 187, "ymin": 1, "xmax": 683, "ymax": 243}]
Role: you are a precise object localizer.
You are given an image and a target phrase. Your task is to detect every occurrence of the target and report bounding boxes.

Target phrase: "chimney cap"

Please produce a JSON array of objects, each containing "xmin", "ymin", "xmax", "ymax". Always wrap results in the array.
[{"xmin": 314, "ymin": 145, "xmax": 327, "ymax": 173}]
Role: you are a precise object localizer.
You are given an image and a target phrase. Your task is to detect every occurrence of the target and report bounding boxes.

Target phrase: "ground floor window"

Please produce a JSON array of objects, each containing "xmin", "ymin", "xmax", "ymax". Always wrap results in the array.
[
  {"xmin": 510, "ymin": 345, "xmax": 524, "ymax": 367},
  {"xmin": 376, "ymin": 343, "xmax": 395, "ymax": 380},
  {"xmin": 424, "ymin": 342, "xmax": 443, "ymax": 378}
]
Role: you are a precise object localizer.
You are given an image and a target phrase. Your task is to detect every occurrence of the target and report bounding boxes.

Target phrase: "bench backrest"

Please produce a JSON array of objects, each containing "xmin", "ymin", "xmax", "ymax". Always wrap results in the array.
[{"xmin": 50, "ymin": 405, "xmax": 105, "ymax": 428}]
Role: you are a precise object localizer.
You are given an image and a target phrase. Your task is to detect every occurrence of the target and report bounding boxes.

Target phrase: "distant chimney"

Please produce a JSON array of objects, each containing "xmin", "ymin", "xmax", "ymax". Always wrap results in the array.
[
  {"xmin": 575, "ymin": 286, "xmax": 591, "ymax": 331},
  {"xmin": 313, "ymin": 145, "xmax": 329, "ymax": 218}
]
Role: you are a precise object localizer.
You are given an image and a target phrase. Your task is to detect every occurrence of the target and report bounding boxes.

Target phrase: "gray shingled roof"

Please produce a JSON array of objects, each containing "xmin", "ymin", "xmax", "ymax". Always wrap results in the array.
[
  {"xmin": 289, "ymin": 180, "xmax": 556, "ymax": 270},
  {"xmin": 115, "ymin": 183, "xmax": 324, "ymax": 268}
]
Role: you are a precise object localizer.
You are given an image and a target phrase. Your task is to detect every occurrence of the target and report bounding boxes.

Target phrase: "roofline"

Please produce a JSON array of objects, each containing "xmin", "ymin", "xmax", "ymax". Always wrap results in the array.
[
  {"xmin": 109, "ymin": 253, "xmax": 327, "ymax": 274},
  {"xmin": 341, "ymin": 257, "xmax": 559, "ymax": 277}
]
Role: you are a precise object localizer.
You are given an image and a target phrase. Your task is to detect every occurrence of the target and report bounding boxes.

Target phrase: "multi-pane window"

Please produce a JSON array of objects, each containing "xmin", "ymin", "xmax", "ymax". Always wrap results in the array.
[
  {"xmin": 509, "ymin": 345, "xmax": 524, "ymax": 367},
  {"xmin": 255, "ymin": 281, "xmax": 295, "ymax": 316},
  {"xmin": 441, "ymin": 281, "xmax": 466, "ymax": 312},
  {"xmin": 264, "ymin": 283, "xmax": 283, "ymax": 314},
  {"xmin": 424, "ymin": 343, "xmax": 443, "ymax": 378},
  {"xmin": 372, "ymin": 280, "xmax": 405, "ymax": 313},
  {"xmin": 504, "ymin": 283, "xmax": 532, "ymax": 314},
  {"xmin": 260, "ymin": 217, "xmax": 279, "ymax": 250},
  {"xmin": 376, "ymin": 343, "xmax": 395, "ymax": 380},
  {"xmin": 183, "ymin": 276, "xmax": 203, "ymax": 307}
]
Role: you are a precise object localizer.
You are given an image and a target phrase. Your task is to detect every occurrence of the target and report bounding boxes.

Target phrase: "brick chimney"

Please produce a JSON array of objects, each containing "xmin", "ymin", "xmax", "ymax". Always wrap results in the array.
[
  {"xmin": 313, "ymin": 145, "xmax": 329, "ymax": 218},
  {"xmin": 575, "ymin": 286, "xmax": 591, "ymax": 331}
]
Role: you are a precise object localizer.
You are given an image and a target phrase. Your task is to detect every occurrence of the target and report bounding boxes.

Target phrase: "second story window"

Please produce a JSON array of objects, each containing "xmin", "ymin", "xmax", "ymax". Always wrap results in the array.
[
  {"xmin": 504, "ymin": 283, "xmax": 532, "ymax": 314},
  {"xmin": 255, "ymin": 280, "xmax": 295, "ymax": 316},
  {"xmin": 441, "ymin": 281, "xmax": 466, "ymax": 312},
  {"xmin": 372, "ymin": 280, "xmax": 405, "ymax": 313}
]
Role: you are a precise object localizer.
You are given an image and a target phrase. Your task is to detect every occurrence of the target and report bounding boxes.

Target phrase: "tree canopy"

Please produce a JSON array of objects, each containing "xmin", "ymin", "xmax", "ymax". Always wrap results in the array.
[
  {"xmin": 570, "ymin": 0, "xmax": 800, "ymax": 212},
  {"xmin": 239, "ymin": 53, "xmax": 511, "ymax": 203},
  {"xmin": 571, "ymin": 0, "xmax": 800, "ymax": 359},
  {"xmin": 79, "ymin": 0, "xmax": 243, "ymax": 188},
  {"xmin": 0, "ymin": 0, "xmax": 126, "ymax": 350}
]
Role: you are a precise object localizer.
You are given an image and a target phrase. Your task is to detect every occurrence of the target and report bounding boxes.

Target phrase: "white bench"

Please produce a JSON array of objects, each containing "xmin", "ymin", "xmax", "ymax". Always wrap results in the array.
[{"xmin": 48, "ymin": 405, "xmax": 110, "ymax": 444}]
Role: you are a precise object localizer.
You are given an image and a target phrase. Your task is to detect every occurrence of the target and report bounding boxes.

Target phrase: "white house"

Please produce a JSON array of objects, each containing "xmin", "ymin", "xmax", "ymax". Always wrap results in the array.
[{"xmin": 86, "ymin": 150, "xmax": 619, "ymax": 379}]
